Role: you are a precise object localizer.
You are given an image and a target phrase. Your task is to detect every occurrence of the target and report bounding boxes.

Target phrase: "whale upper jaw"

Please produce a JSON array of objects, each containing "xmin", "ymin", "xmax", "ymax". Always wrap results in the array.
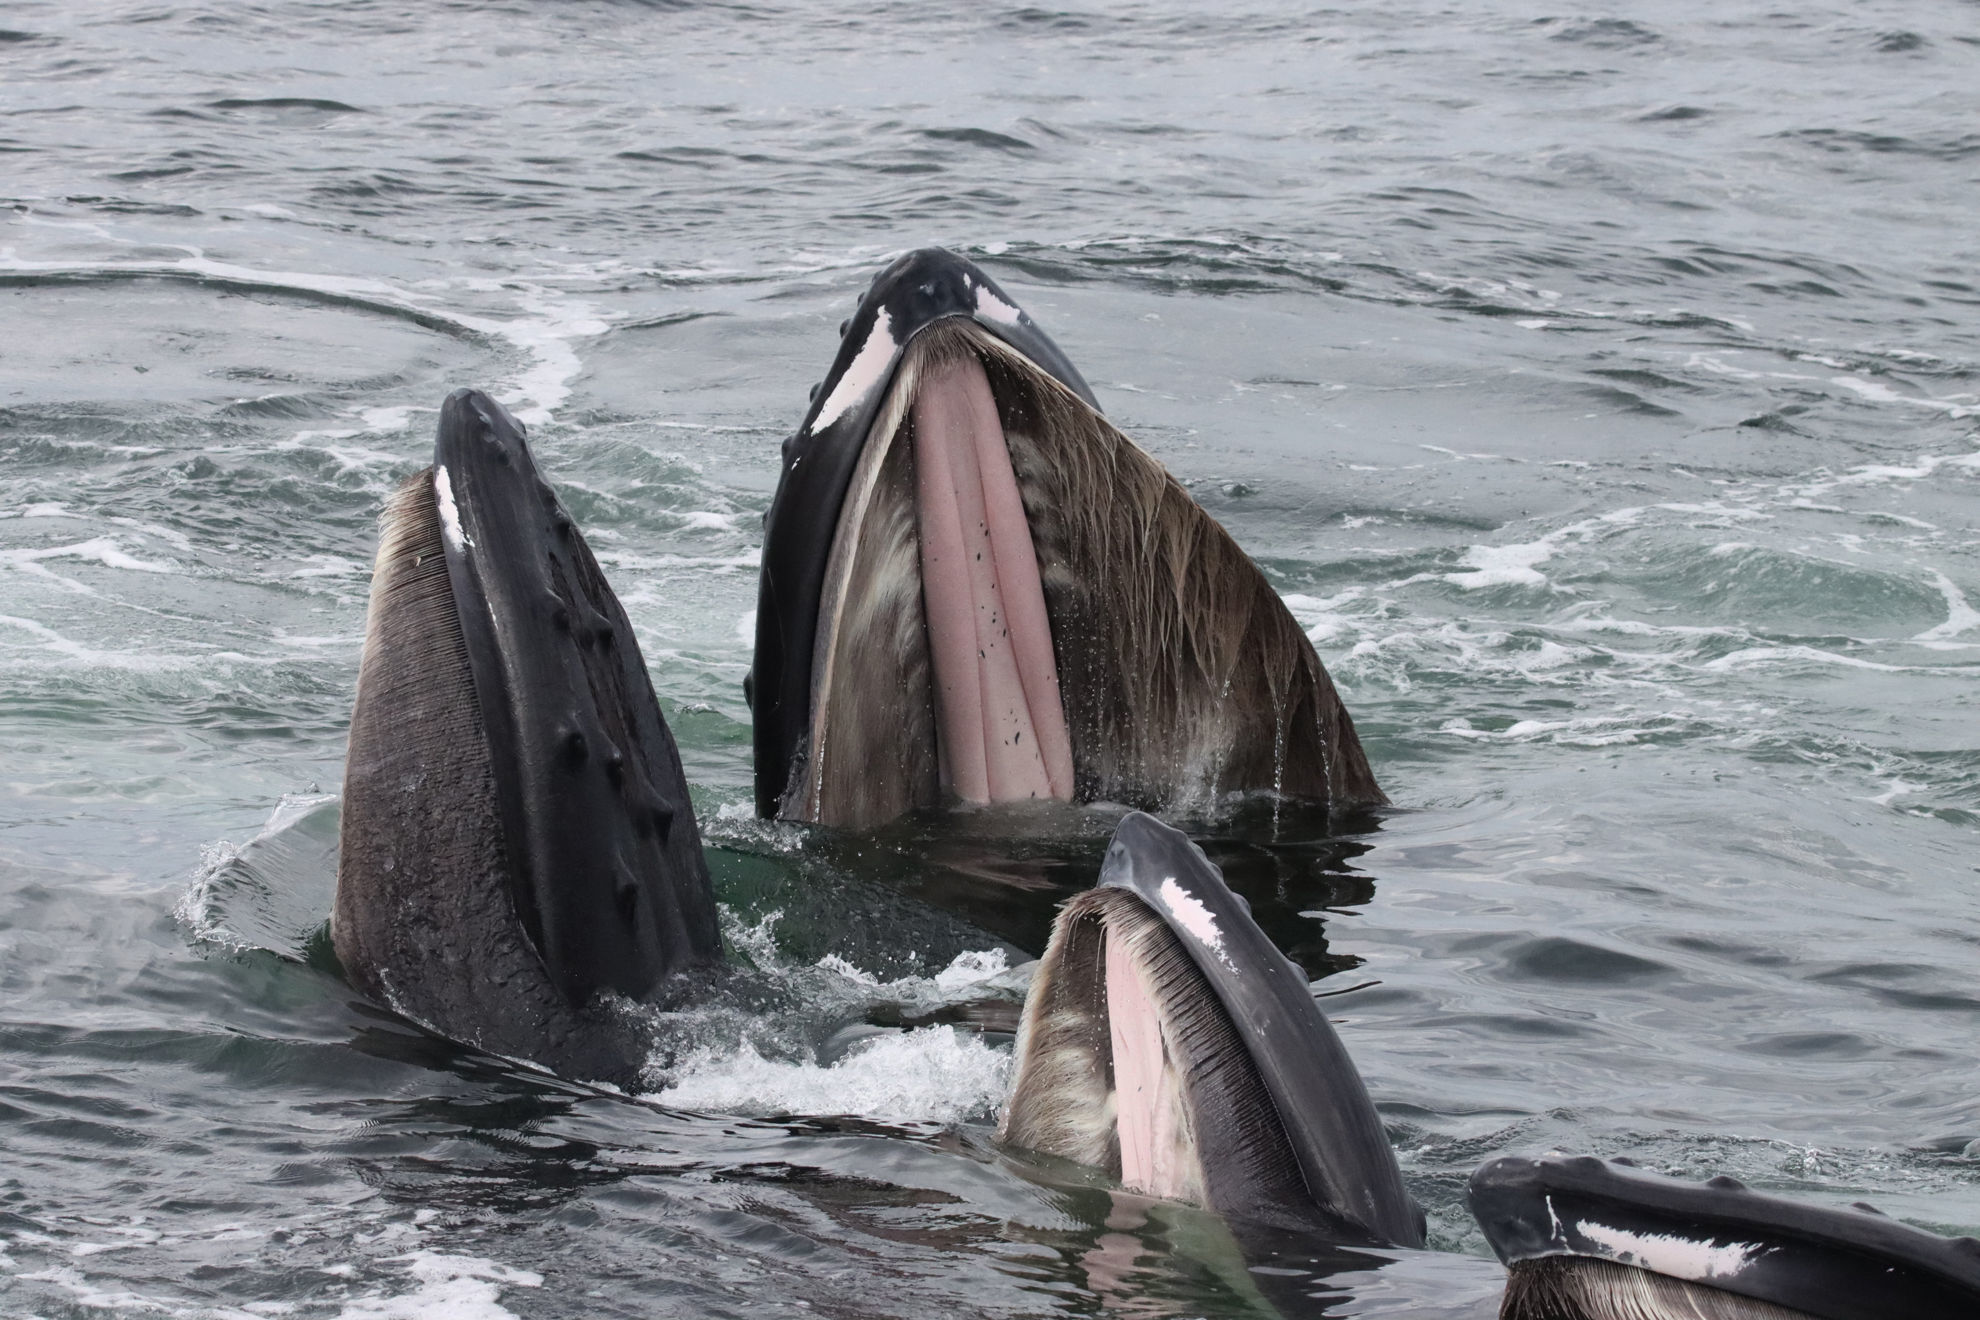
[
  {"xmin": 750, "ymin": 248, "xmax": 1386, "ymax": 829},
  {"xmin": 1000, "ymin": 811, "xmax": 1425, "ymax": 1248},
  {"xmin": 333, "ymin": 388, "xmax": 720, "ymax": 1084}
]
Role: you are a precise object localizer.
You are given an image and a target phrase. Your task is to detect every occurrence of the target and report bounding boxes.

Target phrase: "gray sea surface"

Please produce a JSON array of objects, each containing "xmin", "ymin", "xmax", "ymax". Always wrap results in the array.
[{"xmin": 2, "ymin": 1, "xmax": 1977, "ymax": 1315}]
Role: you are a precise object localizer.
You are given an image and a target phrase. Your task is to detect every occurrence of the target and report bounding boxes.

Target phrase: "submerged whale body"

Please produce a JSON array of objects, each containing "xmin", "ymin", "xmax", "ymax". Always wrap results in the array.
[
  {"xmin": 332, "ymin": 388, "xmax": 720, "ymax": 1086},
  {"xmin": 750, "ymin": 248, "xmax": 1386, "ymax": 828}
]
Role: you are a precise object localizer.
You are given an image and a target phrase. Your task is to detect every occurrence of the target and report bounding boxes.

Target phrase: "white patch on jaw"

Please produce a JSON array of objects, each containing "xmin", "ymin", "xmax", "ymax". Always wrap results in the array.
[
  {"xmin": 1575, "ymin": 1220, "xmax": 1764, "ymax": 1280},
  {"xmin": 972, "ymin": 280, "xmax": 1024, "ymax": 326},
  {"xmin": 812, "ymin": 308, "xmax": 898, "ymax": 430},
  {"xmin": 433, "ymin": 465, "xmax": 471, "ymax": 552},
  {"xmin": 1157, "ymin": 877, "xmax": 1232, "ymax": 968}
]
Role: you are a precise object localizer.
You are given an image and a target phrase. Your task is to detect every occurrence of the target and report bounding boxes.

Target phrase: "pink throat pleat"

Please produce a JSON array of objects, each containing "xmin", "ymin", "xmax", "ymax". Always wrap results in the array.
[
  {"xmin": 1106, "ymin": 932, "xmax": 1181, "ymax": 1198},
  {"xmin": 911, "ymin": 353, "xmax": 1074, "ymax": 803}
]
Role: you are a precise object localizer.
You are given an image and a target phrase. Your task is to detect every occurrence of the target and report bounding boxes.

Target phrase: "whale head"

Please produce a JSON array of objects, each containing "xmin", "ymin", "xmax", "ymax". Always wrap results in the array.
[
  {"xmin": 1000, "ymin": 811, "xmax": 1424, "ymax": 1247},
  {"xmin": 332, "ymin": 389, "xmax": 720, "ymax": 1083},
  {"xmin": 1472, "ymin": 1154, "xmax": 1980, "ymax": 1320},
  {"xmin": 749, "ymin": 248, "xmax": 1385, "ymax": 828}
]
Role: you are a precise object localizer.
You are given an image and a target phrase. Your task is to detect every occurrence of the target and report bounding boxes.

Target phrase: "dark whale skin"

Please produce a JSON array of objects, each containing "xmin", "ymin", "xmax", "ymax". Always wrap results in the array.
[
  {"xmin": 1470, "ymin": 1153, "xmax": 1980, "ymax": 1320},
  {"xmin": 334, "ymin": 389, "xmax": 719, "ymax": 1084}
]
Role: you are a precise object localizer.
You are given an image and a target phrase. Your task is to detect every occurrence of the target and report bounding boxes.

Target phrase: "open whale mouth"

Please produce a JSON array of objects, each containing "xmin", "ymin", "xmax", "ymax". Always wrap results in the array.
[
  {"xmin": 752, "ymin": 249, "xmax": 1385, "ymax": 829},
  {"xmin": 998, "ymin": 812, "xmax": 1424, "ymax": 1247}
]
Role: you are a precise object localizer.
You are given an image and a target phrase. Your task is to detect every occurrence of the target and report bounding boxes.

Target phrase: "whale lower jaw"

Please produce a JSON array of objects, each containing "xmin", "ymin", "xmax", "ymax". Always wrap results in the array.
[
  {"xmin": 788, "ymin": 317, "xmax": 1382, "ymax": 828},
  {"xmin": 1502, "ymin": 1258, "xmax": 1815, "ymax": 1320}
]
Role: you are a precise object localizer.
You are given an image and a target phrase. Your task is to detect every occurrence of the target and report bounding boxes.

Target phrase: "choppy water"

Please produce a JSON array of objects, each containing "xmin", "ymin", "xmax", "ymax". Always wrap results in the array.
[{"xmin": 4, "ymin": 1, "xmax": 1978, "ymax": 1315}]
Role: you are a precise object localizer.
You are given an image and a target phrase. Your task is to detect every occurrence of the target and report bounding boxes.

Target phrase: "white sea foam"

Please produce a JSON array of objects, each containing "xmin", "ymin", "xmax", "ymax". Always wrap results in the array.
[
  {"xmin": 1280, "ymin": 589, "xmax": 1366, "ymax": 645},
  {"xmin": 654, "ymin": 1025, "xmax": 1011, "ymax": 1125},
  {"xmin": 0, "ymin": 252, "xmax": 605, "ymax": 427},
  {"xmin": 1440, "ymin": 712, "xmax": 1676, "ymax": 748},
  {"xmin": 1868, "ymin": 778, "xmax": 1922, "ymax": 807},
  {"xmin": 358, "ymin": 405, "xmax": 417, "ymax": 432},
  {"xmin": 1430, "ymin": 507, "xmax": 1644, "ymax": 591},
  {"xmin": 638, "ymin": 913, "xmax": 1021, "ymax": 1124},
  {"xmin": 1445, "ymin": 539, "xmax": 1555, "ymax": 589},
  {"xmin": 11, "ymin": 1265, "xmax": 173, "ymax": 1314},
  {"xmin": 291, "ymin": 554, "xmax": 367, "ymax": 579},
  {"xmin": 1785, "ymin": 447, "xmax": 1980, "ymax": 502},
  {"xmin": 1702, "ymin": 646, "xmax": 1916, "ymax": 674},
  {"xmin": 496, "ymin": 286, "xmax": 609, "ymax": 427},
  {"xmin": 332, "ymin": 1252, "xmax": 542, "ymax": 1320},
  {"xmin": 1829, "ymin": 375, "xmax": 1978, "ymax": 418},
  {"xmin": 1, "ymin": 537, "xmax": 178, "ymax": 577},
  {"xmin": 0, "ymin": 613, "xmax": 276, "ymax": 673},
  {"xmin": 1914, "ymin": 569, "xmax": 1980, "ymax": 642}
]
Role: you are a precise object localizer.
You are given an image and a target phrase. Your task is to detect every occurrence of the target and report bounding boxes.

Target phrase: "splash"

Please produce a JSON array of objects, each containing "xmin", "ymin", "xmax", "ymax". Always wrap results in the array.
[
  {"xmin": 634, "ymin": 909, "xmax": 1024, "ymax": 1125},
  {"xmin": 654, "ymin": 1025, "xmax": 1011, "ymax": 1126}
]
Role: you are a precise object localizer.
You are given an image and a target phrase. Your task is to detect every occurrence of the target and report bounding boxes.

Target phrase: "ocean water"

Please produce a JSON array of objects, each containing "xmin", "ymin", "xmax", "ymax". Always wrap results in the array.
[{"xmin": 3, "ymin": 1, "xmax": 1977, "ymax": 1315}]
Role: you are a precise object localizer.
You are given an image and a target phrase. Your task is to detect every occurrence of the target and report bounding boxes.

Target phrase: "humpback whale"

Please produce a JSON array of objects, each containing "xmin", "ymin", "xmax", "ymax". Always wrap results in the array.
[
  {"xmin": 1001, "ymin": 817, "xmax": 1980, "ymax": 1320},
  {"xmin": 333, "ymin": 388, "xmax": 720, "ymax": 1086},
  {"xmin": 1002, "ymin": 811, "xmax": 1426, "ymax": 1248},
  {"xmin": 328, "ymin": 391, "xmax": 1980, "ymax": 1319},
  {"xmin": 1471, "ymin": 1154, "xmax": 1980, "ymax": 1320},
  {"xmin": 749, "ymin": 248, "xmax": 1385, "ymax": 828}
]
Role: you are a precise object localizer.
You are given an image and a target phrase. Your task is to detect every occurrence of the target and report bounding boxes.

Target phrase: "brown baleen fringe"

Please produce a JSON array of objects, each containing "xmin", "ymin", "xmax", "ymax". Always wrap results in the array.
[
  {"xmin": 1001, "ymin": 888, "xmax": 1310, "ymax": 1223},
  {"xmin": 1501, "ymin": 1258, "xmax": 1817, "ymax": 1320},
  {"xmin": 797, "ymin": 318, "xmax": 1384, "ymax": 825},
  {"xmin": 999, "ymin": 889, "xmax": 1118, "ymax": 1171}
]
